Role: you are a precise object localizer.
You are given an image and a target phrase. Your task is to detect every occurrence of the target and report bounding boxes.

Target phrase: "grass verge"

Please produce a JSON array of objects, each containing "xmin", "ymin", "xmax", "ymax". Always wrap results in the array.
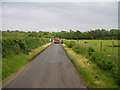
[
  {"xmin": 2, "ymin": 43, "xmax": 52, "ymax": 80},
  {"xmin": 62, "ymin": 44, "xmax": 118, "ymax": 88}
]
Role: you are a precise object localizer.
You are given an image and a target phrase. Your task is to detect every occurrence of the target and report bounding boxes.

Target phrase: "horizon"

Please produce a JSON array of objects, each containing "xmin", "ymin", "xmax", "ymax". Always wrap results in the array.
[{"xmin": 1, "ymin": 28, "xmax": 118, "ymax": 33}]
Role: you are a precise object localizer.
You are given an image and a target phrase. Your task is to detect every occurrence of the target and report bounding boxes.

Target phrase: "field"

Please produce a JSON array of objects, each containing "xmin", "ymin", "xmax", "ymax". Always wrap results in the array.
[{"xmin": 77, "ymin": 40, "xmax": 119, "ymax": 62}]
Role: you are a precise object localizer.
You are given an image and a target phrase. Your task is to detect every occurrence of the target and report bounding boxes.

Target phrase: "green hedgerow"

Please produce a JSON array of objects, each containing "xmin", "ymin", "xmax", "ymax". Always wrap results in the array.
[{"xmin": 2, "ymin": 38, "xmax": 49, "ymax": 58}]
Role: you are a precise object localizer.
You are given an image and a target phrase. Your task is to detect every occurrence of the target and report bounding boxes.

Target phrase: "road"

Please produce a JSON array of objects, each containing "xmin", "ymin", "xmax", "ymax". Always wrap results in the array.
[{"xmin": 3, "ymin": 44, "xmax": 86, "ymax": 88}]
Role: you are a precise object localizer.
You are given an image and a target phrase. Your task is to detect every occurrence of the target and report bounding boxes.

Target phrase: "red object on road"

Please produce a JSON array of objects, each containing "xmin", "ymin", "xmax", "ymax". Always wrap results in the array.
[{"xmin": 54, "ymin": 38, "xmax": 60, "ymax": 44}]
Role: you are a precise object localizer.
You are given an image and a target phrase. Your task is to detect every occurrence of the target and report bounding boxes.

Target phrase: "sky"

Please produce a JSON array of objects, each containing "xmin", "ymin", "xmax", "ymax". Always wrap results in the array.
[{"xmin": 0, "ymin": 0, "xmax": 119, "ymax": 32}]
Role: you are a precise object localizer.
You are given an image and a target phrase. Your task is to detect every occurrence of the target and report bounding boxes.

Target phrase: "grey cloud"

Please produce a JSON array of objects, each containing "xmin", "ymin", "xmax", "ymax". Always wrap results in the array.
[{"xmin": 2, "ymin": 2, "xmax": 118, "ymax": 31}]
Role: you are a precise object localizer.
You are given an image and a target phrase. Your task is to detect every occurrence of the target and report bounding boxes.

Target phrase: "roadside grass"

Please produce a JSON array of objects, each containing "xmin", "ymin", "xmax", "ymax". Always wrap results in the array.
[
  {"xmin": 2, "ymin": 43, "xmax": 52, "ymax": 79},
  {"xmin": 0, "ymin": 58, "xmax": 2, "ymax": 82},
  {"xmin": 62, "ymin": 44, "xmax": 118, "ymax": 88}
]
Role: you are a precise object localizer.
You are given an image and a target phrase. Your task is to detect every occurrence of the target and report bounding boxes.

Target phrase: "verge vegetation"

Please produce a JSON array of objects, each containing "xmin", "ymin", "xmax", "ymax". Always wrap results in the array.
[
  {"xmin": 63, "ymin": 40, "xmax": 119, "ymax": 88},
  {"xmin": 2, "ymin": 38, "xmax": 51, "ymax": 79}
]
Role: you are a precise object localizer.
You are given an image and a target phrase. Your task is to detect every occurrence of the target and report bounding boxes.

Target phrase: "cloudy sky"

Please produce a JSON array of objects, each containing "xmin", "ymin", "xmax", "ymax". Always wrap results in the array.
[{"xmin": 1, "ymin": 1, "xmax": 118, "ymax": 32}]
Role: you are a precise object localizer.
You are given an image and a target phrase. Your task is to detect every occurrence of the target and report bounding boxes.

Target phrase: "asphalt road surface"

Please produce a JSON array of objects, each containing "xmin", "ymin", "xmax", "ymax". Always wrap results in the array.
[{"xmin": 4, "ymin": 44, "xmax": 86, "ymax": 88}]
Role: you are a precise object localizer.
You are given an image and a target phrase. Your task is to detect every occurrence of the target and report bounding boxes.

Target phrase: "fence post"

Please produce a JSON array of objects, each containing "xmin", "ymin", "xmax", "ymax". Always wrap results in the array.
[
  {"xmin": 112, "ymin": 41, "xmax": 114, "ymax": 56},
  {"xmin": 100, "ymin": 41, "xmax": 102, "ymax": 52}
]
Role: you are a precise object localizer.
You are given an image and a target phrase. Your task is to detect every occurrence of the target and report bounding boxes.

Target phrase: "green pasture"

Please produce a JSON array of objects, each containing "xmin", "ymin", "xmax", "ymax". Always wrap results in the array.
[{"xmin": 76, "ymin": 40, "xmax": 119, "ymax": 62}]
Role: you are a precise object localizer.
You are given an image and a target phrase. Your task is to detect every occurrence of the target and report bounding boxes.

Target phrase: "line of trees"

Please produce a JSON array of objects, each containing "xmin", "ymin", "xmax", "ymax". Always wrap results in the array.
[
  {"xmin": 1, "ymin": 30, "xmax": 54, "ymax": 38},
  {"xmin": 54, "ymin": 29, "xmax": 120, "ymax": 40},
  {"xmin": 1, "ymin": 29, "xmax": 120, "ymax": 40}
]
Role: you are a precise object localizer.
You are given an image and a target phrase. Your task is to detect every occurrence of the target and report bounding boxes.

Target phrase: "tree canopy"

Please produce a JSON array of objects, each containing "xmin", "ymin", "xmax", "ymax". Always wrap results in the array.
[{"xmin": 1, "ymin": 29, "xmax": 120, "ymax": 40}]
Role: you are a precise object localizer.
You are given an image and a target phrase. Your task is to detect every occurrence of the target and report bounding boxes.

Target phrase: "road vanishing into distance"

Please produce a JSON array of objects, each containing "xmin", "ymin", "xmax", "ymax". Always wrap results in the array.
[{"xmin": 3, "ymin": 44, "xmax": 86, "ymax": 88}]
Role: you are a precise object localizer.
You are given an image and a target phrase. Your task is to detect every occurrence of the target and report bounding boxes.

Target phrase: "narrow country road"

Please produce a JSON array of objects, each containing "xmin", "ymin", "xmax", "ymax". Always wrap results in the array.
[{"xmin": 3, "ymin": 44, "xmax": 86, "ymax": 88}]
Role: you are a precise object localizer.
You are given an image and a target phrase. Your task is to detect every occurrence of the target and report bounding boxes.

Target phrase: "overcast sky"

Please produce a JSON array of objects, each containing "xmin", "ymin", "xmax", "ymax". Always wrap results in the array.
[{"xmin": 1, "ymin": 1, "xmax": 118, "ymax": 32}]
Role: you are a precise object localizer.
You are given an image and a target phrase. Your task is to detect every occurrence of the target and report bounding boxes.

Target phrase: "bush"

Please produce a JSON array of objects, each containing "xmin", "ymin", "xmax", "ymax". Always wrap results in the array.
[
  {"xmin": 110, "ymin": 65, "xmax": 120, "ymax": 85},
  {"xmin": 2, "ymin": 37, "xmax": 49, "ymax": 58},
  {"xmin": 66, "ymin": 41, "xmax": 92, "ymax": 56},
  {"xmin": 73, "ymin": 44, "xmax": 83, "ymax": 54},
  {"xmin": 19, "ymin": 40, "xmax": 29, "ymax": 53},
  {"xmin": 88, "ymin": 47, "xmax": 95, "ymax": 56},
  {"xmin": 61, "ymin": 40, "xmax": 64, "ymax": 44},
  {"xmin": 66, "ymin": 41, "xmax": 76, "ymax": 48},
  {"xmin": 90, "ymin": 53, "xmax": 115, "ymax": 71}
]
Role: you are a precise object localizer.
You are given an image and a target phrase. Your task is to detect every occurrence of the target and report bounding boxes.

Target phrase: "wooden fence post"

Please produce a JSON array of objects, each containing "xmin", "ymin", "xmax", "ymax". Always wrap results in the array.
[
  {"xmin": 100, "ymin": 41, "xmax": 102, "ymax": 52},
  {"xmin": 112, "ymin": 41, "xmax": 114, "ymax": 56}
]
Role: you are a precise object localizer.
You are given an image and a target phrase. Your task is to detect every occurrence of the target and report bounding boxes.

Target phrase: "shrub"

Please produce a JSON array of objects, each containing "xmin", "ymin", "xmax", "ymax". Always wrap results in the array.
[
  {"xmin": 2, "ymin": 37, "xmax": 49, "ymax": 58},
  {"xmin": 86, "ymin": 48, "xmax": 119, "ymax": 85},
  {"xmin": 61, "ymin": 40, "xmax": 64, "ymax": 44},
  {"xmin": 19, "ymin": 40, "xmax": 29, "ymax": 53},
  {"xmin": 90, "ymin": 53, "xmax": 115, "ymax": 71},
  {"xmin": 110, "ymin": 65, "xmax": 120, "ymax": 85},
  {"xmin": 73, "ymin": 44, "xmax": 81, "ymax": 54},
  {"xmin": 88, "ymin": 47, "xmax": 95, "ymax": 56},
  {"xmin": 63, "ymin": 40, "xmax": 67, "ymax": 44},
  {"xmin": 66, "ymin": 41, "xmax": 76, "ymax": 48}
]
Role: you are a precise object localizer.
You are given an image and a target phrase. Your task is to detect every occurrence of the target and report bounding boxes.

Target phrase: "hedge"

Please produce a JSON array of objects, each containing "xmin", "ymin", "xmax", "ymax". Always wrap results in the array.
[{"xmin": 2, "ymin": 37, "xmax": 49, "ymax": 58}]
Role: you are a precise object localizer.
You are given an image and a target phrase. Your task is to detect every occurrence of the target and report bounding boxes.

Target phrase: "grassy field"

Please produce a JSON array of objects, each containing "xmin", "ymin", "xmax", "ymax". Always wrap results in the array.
[
  {"xmin": 62, "ymin": 44, "xmax": 118, "ymax": 88},
  {"xmin": 76, "ymin": 40, "xmax": 119, "ymax": 63},
  {"xmin": 2, "ymin": 43, "xmax": 52, "ymax": 79}
]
